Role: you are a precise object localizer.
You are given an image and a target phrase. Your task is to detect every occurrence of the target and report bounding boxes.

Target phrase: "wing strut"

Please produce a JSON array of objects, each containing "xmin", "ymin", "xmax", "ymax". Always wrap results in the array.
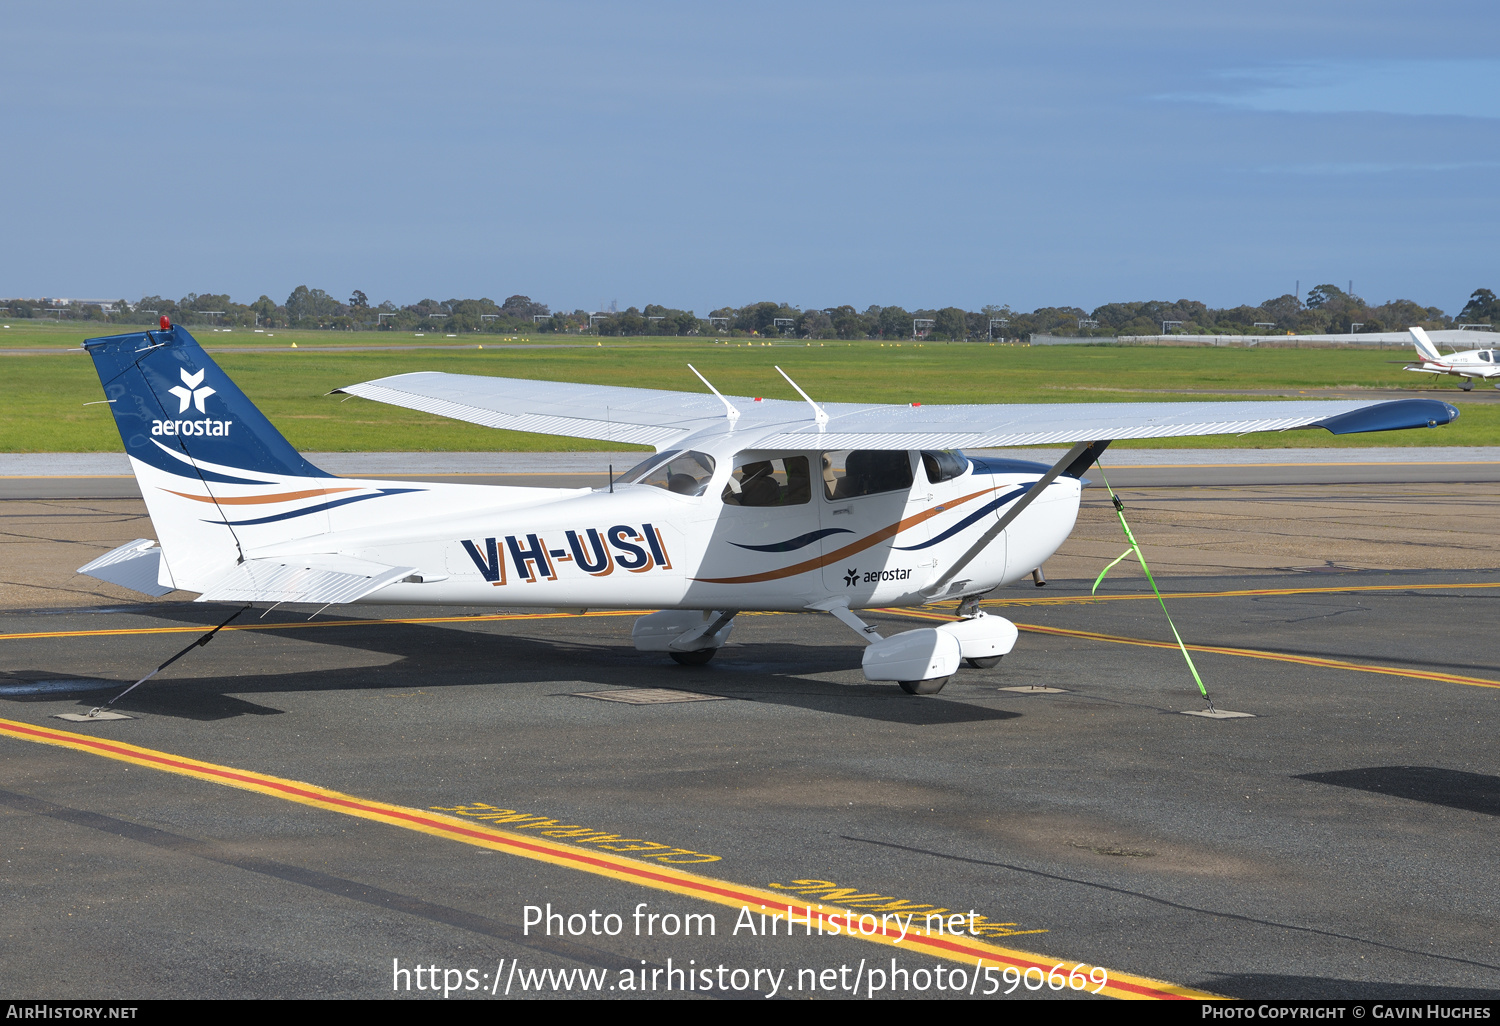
[
  {"xmin": 923, "ymin": 439, "xmax": 1108, "ymax": 599},
  {"xmin": 687, "ymin": 364, "xmax": 741, "ymax": 425},
  {"xmin": 775, "ymin": 366, "xmax": 829, "ymax": 430}
]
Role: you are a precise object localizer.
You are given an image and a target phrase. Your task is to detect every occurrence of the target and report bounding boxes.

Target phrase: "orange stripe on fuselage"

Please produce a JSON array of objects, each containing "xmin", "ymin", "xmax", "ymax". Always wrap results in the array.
[
  {"xmin": 161, "ymin": 486, "xmax": 361, "ymax": 505},
  {"xmin": 692, "ymin": 486, "xmax": 997, "ymax": 585}
]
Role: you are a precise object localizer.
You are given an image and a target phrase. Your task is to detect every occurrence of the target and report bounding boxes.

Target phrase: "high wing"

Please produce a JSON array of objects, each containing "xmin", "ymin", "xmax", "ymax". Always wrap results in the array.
[
  {"xmin": 337, "ymin": 371, "xmax": 1459, "ymax": 450},
  {"xmin": 333, "ymin": 372, "xmax": 746, "ymax": 450},
  {"xmin": 749, "ymin": 397, "xmax": 1457, "ymax": 449}
]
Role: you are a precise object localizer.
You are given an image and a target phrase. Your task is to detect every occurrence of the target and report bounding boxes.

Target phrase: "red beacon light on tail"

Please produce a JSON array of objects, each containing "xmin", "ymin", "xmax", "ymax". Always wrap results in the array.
[{"xmin": 159, "ymin": 316, "xmax": 172, "ymax": 331}]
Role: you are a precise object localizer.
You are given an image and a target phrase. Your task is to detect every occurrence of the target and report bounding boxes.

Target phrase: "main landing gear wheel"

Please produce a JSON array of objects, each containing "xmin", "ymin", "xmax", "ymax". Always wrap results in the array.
[
  {"xmin": 899, "ymin": 676, "xmax": 950, "ymax": 695},
  {"xmin": 965, "ymin": 656, "xmax": 1003, "ymax": 669},
  {"xmin": 1462, "ymin": 379, "xmax": 1474, "ymax": 391},
  {"xmin": 669, "ymin": 648, "xmax": 717, "ymax": 666}
]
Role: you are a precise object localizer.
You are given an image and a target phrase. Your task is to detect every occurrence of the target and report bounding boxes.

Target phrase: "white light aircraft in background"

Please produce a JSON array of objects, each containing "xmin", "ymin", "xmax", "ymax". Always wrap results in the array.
[
  {"xmin": 1403, "ymin": 326, "xmax": 1500, "ymax": 390},
  {"xmin": 77, "ymin": 320, "xmax": 1459, "ymax": 695}
]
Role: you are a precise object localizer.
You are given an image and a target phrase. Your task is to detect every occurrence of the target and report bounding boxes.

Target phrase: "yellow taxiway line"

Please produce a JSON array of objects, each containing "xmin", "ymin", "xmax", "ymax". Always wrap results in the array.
[
  {"xmin": 0, "ymin": 609, "xmax": 650, "ymax": 642},
  {"xmin": 0, "ymin": 716, "xmax": 1219, "ymax": 1000},
  {"xmin": 0, "ymin": 579, "xmax": 1493, "ymax": 643},
  {"xmin": 4, "ymin": 582, "xmax": 1498, "ymax": 691},
  {"xmin": 975, "ymin": 580, "xmax": 1500, "ymax": 609},
  {"xmin": 881, "ymin": 608, "xmax": 1500, "ymax": 690}
]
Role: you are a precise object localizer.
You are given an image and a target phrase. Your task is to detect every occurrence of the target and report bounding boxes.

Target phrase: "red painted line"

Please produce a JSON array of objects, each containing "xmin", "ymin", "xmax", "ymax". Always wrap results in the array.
[
  {"xmin": 0, "ymin": 717, "xmax": 1206, "ymax": 999},
  {"xmin": 25, "ymin": 714, "xmax": 1176, "ymax": 988}
]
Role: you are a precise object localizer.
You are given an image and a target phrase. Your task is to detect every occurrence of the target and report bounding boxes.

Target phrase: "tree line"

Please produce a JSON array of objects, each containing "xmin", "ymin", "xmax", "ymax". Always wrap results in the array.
[{"xmin": 5, "ymin": 285, "xmax": 1495, "ymax": 339}]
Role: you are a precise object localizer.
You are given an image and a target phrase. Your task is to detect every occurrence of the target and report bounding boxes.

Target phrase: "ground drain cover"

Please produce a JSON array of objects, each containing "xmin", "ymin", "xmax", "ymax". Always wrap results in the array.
[
  {"xmin": 575, "ymin": 688, "xmax": 725, "ymax": 705},
  {"xmin": 997, "ymin": 685, "xmax": 1069, "ymax": 694}
]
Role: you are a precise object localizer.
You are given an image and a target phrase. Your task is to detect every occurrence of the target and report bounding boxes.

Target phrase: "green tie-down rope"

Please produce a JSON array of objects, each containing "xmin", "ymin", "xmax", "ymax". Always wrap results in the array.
[{"xmin": 1091, "ymin": 462, "xmax": 1216, "ymax": 713}]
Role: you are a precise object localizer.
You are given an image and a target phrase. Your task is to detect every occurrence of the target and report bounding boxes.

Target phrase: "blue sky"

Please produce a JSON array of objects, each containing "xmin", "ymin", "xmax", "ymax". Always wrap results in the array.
[{"xmin": 3, "ymin": 1, "xmax": 1496, "ymax": 315}]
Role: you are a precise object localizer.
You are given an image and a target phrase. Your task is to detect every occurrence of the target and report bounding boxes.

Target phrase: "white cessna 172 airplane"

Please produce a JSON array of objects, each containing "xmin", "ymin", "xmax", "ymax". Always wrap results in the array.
[
  {"xmin": 1404, "ymin": 326, "xmax": 1500, "ymax": 390},
  {"xmin": 77, "ymin": 320, "xmax": 1458, "ymax": 694}
]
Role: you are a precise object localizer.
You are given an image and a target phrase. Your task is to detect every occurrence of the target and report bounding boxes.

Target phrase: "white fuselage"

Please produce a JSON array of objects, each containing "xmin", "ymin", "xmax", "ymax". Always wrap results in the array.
[
  {"xmin": 1408, "ymin": 347, "xmax": 1500, "ymax": 383},
  {"xmin": 235, "ymin": 451, "xmax": 1080, "ymax": 612}
]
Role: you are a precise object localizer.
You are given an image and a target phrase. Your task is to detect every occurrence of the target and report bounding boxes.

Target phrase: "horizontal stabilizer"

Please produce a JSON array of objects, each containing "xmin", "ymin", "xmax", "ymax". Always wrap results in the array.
[
  {"xmin": 76, "ymin": 539, "xmax": 174, "ymax": 597},
  {"xmin": 196, "ymin": 554, "xmax": 415, "ymax": 605}
]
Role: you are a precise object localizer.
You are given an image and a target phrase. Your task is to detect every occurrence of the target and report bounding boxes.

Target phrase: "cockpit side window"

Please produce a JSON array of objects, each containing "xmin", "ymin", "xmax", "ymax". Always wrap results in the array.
[
  {"xmin": 821, "ymin": 450, "xmax": 915, "ymax": 500},
  {"xmin": 1484, "ymin": 351, "xmax": 1495, "ymax": 363},
  {"xmin": 626, "ymin": 450, "xmax": 717, "ymax": 496},
  {"xmin": 921, "ymin": 449, "xmax": 969, "ymax": 484},
  {"xmin": 721, "ymin": 455, "xmax": 811, "ymax": 506}
]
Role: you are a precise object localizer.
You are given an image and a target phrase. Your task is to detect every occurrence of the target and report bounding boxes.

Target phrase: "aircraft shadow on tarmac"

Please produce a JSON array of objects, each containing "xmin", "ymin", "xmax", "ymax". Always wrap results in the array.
[
  {"xmin": 1199, "ymin": 974, "xmax": 1500, "ymax": 1001},
  {"xmin": 3, "ymin": 605, "xmax": 1020, "ymax": 727},
  {"xmin": 1295, "ymin": 766, "xmax": 1500, "ymax": 817}
]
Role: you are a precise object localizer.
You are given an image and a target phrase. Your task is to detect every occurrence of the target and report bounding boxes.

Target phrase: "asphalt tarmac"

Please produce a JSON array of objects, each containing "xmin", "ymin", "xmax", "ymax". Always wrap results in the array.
[
  {"xmin": 9, "ymin": 455, "xmax": 1500, "ymax": 499},
  {"xmin": 3, "ymin": 573, "xmax": 1499, "ymax": 1000}
]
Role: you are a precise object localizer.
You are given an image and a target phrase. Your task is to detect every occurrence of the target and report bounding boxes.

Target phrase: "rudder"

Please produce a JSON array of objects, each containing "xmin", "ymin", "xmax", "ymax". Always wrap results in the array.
[{"xmin": 1409, "ymin": 326, "xmax": 1442, "ymax": 362}]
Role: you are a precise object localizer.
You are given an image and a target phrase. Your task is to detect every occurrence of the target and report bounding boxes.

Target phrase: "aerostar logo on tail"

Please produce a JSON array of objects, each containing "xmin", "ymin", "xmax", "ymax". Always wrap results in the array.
[{"xmin": 168, "ymin": 368, "xmax": 216, "ymax": 414}]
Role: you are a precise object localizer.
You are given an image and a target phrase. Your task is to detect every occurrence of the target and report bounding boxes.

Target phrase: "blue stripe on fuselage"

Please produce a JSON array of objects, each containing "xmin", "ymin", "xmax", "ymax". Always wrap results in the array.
[
  {"xmin": 202, "ymin": 488, "xmax": 424, "ymax": 526},
  {"xmin": 729, "ymin": 527, "xmax": 854, "ymax": 552},
  {"xmin": 894, "ymin": 485, "xmax": 1031, "ymax": 550}
]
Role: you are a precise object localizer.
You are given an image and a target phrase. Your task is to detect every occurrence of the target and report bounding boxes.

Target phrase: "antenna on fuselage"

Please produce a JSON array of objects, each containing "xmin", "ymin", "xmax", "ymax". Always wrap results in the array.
[
  {"xmin": 774, "ymin": 365, "xmax": 829, "ymax": 431},
  {"xmin": 687, "ymin": 364, "xmax": 740, "ymax": 425}
]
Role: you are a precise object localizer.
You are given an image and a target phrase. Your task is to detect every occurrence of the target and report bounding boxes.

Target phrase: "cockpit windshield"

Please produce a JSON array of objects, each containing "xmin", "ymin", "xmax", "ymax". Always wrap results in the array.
[{"xmin": 622, "ymin": 450, "xmax": 717, "ymax": 496}]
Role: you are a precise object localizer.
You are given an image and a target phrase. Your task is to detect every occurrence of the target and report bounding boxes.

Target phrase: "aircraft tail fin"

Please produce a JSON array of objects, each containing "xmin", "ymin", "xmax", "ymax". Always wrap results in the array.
[
  {"xmin": 1409, "ymin": 326, "xmax": 1442, "ymax": 362},
  {"xmin": 82, "ymin": 322, "xmax": 339, "ymax": 594}
]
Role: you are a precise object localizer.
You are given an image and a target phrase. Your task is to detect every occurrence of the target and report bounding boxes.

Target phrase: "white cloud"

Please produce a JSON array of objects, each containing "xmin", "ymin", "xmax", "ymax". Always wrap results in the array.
[
  {"xmin": 1257, "ymin": 160, "xmax": 1500, "ymax": 176},
  {"xmin": 1169, "ymin": 59, "xmax": 1500, "ymax": 120}
]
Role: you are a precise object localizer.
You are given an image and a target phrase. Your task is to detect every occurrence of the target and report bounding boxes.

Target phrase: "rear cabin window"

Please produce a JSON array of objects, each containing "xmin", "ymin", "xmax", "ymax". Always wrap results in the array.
[
  {"xmin": 821, "ymin": 450, "xmax": 915, "ymax": 500},
  {"xmin": 921, "ymin": 449, "xmax": 969, "ymax": 483},
  {"xmin": 624, "ymin": 450, "xmax": 717, "ymax": 496},
  {"xmin": 722, "ymin": 456, "xmax": 812, "ymax": 506}
]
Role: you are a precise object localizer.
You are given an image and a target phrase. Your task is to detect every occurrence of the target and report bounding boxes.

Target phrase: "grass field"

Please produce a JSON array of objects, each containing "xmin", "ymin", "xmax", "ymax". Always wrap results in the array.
[
  {"xmin": 0, "ymin": 321, "xmax": 538, "ymax": 349},
  {"xmin": 1, "ymin": 322, "xmax": 1488, "ymax": 452}
]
